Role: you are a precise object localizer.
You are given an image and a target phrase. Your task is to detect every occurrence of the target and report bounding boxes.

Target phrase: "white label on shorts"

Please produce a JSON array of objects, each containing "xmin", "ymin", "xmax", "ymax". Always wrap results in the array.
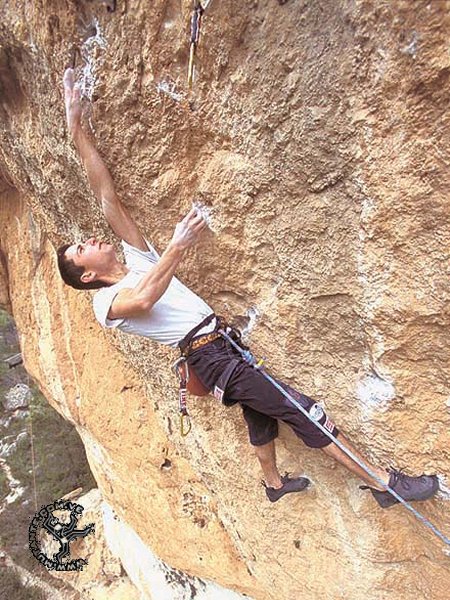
[
  {"xmin": 324, "ymin": 417, "xmax": 335, "ymax": 432},
  {"xmin": 214, "ymin": 386, "xmax": 224, "ymax": 402},
  {"xmin": 309, "ymin": 403, "xmax": 324, "ymax": 421}
]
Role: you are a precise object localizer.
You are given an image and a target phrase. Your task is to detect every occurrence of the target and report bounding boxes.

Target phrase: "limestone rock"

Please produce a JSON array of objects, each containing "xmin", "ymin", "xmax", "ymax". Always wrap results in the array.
[
  {"xmin": 0, "ymin": 1, "xmax": 449, "ymax": 599},
  {"xmin": 41, "ymin": 487, "xmax": 251, "ymax": 600},
  {"xmin": 3, "ymin": 383, "xmax": 32, "ymax": 411}
]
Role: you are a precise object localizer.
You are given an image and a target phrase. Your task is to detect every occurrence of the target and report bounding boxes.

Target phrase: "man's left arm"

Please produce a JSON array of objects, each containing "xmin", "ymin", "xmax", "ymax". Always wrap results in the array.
[{"xmin": 63, "ymin": 68, "xmax": 148, "ymax": 251}]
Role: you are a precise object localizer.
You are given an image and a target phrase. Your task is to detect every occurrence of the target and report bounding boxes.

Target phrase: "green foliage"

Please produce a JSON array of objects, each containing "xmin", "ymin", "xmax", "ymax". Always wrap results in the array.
[
  {"xmin": 0, "ymin": 308, "xmax": 11, "ymax": 329},
  {"xmin": 0, "ymin": 466, "xmax": 8, "ymax": 499},
  {"xmin": 0, "ymin": 567, "xmax": 46, "ymax": 600},
  {"xmin": 27, "ymin": 385, "xmax": 97, "ymax": 503},
  {"xmin": 0, "ymin": 359, "xmax": 8, "ymax": 381},
  {"xmin": 0, "ymin": 308, "xmax": 23, "ymax": 396}
]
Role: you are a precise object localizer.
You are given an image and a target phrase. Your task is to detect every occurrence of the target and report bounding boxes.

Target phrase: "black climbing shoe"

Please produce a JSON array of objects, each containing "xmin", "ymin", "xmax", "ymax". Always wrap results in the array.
[
  {"xmin": 263, "ymin": 474, "xmax": 311, "ymax": 503},
  {"xmin": 361, "ymin": 468, "xmax": 440, "ymax": 509}
]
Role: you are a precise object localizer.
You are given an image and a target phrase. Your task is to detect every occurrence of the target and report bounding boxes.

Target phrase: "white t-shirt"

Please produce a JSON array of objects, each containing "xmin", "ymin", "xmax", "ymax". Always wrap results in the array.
[{"xmin": 92, "ymin": 239, "xmax": 216, "ymax": 348}]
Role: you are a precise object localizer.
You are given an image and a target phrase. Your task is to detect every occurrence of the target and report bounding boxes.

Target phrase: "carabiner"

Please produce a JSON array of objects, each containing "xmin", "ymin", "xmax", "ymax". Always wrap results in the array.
[{"xmin": 180, "ymin": 413, "xmax": 192, "ymax": 437}]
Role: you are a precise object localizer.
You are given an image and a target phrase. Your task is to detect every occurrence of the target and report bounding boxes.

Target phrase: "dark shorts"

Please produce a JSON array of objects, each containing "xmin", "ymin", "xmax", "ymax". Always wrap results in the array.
[{"xmin": 186, "ymin": 337, "xmax": 338, "ymax": 448}]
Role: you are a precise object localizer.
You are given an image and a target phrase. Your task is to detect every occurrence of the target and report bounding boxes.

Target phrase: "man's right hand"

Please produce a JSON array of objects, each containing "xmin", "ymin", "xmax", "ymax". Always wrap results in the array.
[
  {"xmin": 63, "ymin": 68, "xmax": 82, "ymax": 135},
  {"xmin": 171, "ymin": 208, "xmax": 208, "ymax": 251},
  {"xmin": 109, "ymin": 208, "xmax": 208, "ymax": 320}
]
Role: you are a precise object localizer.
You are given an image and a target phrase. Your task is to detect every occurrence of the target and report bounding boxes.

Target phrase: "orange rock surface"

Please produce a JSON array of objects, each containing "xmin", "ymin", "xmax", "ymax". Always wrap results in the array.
[{"xmin": 1, "ymin": 1, "xmax": 449, "ymax": 598}]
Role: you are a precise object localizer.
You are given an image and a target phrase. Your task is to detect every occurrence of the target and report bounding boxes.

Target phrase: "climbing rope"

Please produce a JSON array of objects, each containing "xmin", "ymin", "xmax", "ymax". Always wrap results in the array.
[
  {"xmin": 26, "ymin": 373, "xmax": 38, "ymax": 513},
  {"xmin": 218, "ymin": 328, "xmax": 450, "ymax": 550}
]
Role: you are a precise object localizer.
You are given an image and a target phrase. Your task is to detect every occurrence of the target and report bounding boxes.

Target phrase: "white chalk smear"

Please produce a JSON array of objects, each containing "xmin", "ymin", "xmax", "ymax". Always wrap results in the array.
[
  {"xmin": 401, "ymin": 31, "xmax": 419, "ymax": 58},
  {"xmin": 243, "ymin": 306, "xmax": 260, "ymax": 336},
  {"xmin": 356, "ymin": 373, "xmax": 395, "ymax": 410},
  {"xmin": 192, "ymin": 200, "xmax": 217, "ymax": 232},
  {"xmin": 157, "ymin": 80, "xmax": 184, "ymax": 102},
  {"xmin": 236, "ymin": 278, "xmax": 283, "ymax": 341},
  {"xmin": 72, "ymin": 18, "xmax": 108, "ymax": 133},
  {"xmin": 79, "ymin": 19, "xmax": 107, "ymax": 102},
  {"xmin": 241, "ymin": 277, "xmax": 282, "ymax": 339},
  {"xmin": 236, "ymin": 306, "xmax": 261, "ymax": 339},
  {"xmin": 437, "ymin": 475, "xmax": 450, "ymax": 501}
]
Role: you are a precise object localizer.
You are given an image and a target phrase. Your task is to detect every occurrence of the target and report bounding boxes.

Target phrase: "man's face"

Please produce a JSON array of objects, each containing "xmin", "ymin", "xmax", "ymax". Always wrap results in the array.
[{"xmin": 64, "ymin": 237, "xmax": 116, "ymax": 283}]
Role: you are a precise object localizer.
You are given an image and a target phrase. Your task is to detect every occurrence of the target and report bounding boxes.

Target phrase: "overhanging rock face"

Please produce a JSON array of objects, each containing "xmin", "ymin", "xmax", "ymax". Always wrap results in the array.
[{"xmin": 1, "ymin": 1, "xmax": 449, "ymax": 598}]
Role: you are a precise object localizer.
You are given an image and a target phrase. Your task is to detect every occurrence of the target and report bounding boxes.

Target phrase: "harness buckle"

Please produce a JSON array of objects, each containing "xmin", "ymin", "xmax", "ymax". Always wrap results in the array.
[{"xmin": 172, "ymin": 357, "xmax": 189, "ymax": 383}]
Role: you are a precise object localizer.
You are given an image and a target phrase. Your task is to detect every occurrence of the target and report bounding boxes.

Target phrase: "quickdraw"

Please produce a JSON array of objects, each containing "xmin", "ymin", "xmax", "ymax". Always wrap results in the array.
[
  {"xmin": 172, "ymin": 357, "xmax": 192, "ymax": 437},
  {"xmin": 187, "ymin": 0, "xmax": 214, "ymax": 89},
  {"xmin": 69, "ymin": 45, "xmax": 81, "ymax": 70}
]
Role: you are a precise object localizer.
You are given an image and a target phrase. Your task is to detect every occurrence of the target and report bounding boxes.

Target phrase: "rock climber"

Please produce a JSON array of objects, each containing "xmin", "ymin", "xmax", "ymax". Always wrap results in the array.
[{"xmin": 57, "ymin": 67, "xmax": 439, "ymax": 506}]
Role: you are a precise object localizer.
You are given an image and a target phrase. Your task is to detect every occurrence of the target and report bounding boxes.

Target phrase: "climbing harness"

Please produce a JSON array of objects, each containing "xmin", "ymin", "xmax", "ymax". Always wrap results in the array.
[
  {"xmin": 172, "ymin": 357, "xmax": 192, "ymax": 437},
  {"xmin": 187, "ymin": 0, "xmax": 215, "ymax": 89},
  {"xmin": 217, "ymin": 328, "xmax": 450, "ymax": 550},
  {"xmin": 171, "ymin": 313, "xmax": 219, "ymax": 434},
  {"xmin": 172, "ymin": 313, "xmax": 237, "ymax": 434},
  {"xmin": 177, "ymin": 312, "xmax": 218, "ymax": 355}
]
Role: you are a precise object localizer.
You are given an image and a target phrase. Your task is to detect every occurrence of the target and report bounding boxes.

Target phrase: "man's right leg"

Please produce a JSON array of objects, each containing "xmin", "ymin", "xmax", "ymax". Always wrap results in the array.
[
  {"xmin": 253, "ymin": 439, "xmax": 283, "ymax": 489},
  {"xmin": 241, "ymin": 404, "xmax": 283, "ymax": 489},
  {"xmin": 242, "ymin": 405, "xmax": 311, "ymax": 501}
]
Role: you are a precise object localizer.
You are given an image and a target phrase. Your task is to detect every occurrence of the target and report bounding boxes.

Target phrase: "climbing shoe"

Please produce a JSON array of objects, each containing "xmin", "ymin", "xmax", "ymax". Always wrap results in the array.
[
  {"xmin": 361, "ymin": 468, "xmax": 440, "ymax": 509},
  {"xmin": 263, "ymin": 473, "xmax": 311, "ymax": 503}
]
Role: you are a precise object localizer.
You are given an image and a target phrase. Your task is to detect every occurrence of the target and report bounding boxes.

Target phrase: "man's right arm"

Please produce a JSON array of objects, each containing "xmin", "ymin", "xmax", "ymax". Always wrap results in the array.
[{"xmin": 108, "ymin": 207, "xmax": 207, "ymax": 319}]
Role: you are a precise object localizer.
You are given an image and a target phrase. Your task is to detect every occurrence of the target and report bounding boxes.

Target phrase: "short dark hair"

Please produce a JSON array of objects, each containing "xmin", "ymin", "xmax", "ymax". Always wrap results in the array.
[{"xmin": 57, "ymin": 243, "xmax": 109, "ymax": 290}]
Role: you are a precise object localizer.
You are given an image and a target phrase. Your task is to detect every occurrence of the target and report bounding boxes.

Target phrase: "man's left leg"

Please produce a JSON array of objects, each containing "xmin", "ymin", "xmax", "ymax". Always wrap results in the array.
[
  {"xmin": 321, "ymin": 431, "xmax": 439, "ymax": 507},
  {"xmin": 321, "ymin": 431, "xmax": 389, "ymax": 490}
]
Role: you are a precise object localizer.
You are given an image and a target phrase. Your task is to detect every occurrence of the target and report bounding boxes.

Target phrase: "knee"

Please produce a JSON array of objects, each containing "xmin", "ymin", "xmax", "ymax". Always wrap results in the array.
[
  {"xmin": 253, "ymin": 442, "xmax": 274, "ymax": 462},
  {"xmin": 320, "ymin": 436, "xmax": 338, "ymax": 455},
  {"xmin": 253, "ymin": 444, "xmax": 266, "ymax": 459}
]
